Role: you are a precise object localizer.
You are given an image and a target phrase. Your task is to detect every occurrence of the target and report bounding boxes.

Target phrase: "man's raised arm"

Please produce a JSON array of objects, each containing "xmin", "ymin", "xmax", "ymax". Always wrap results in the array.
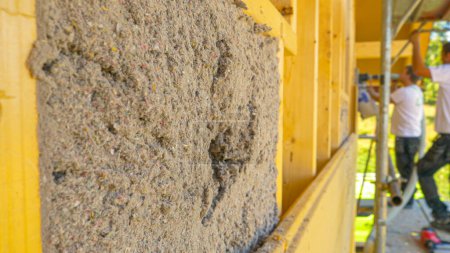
[{"xmin": 411, "ymin": 31, "xmax": 432, "ymax": 78}]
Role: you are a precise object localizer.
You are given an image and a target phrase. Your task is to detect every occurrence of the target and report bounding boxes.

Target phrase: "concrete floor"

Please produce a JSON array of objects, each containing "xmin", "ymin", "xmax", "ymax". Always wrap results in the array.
[{"xmin": 385, "ymin": 199, "xmax": 450, "ymax": 253}]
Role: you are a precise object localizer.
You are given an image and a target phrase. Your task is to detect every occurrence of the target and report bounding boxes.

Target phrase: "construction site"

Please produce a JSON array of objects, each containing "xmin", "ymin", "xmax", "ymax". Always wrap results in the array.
[{"xmin": 1, "ymin": 0, "xmax": 450, "ymax": 252}]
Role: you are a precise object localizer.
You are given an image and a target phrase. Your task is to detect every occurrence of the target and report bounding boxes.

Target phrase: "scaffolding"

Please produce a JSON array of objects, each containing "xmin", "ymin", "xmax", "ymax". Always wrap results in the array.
[{"xmin": 367, "ymin": 0, "xmax": 450, "ymax": 252}]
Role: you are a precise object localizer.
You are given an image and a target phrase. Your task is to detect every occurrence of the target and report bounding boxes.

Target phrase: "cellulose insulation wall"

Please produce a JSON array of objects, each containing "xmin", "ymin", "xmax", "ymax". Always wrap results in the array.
[{"xmin": 28, "ymin": 0, "xmax": 280, "ymax": 252}]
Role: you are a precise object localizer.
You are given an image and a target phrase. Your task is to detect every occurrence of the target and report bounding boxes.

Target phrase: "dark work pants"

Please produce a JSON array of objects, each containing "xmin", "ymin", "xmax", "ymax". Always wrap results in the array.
[
  {"xmin": 418, "ymin": 134, "xmax": 450, "ymax": 217},
  {"xmin": 395, "ymin": 137, "xmax": 420, "ymax": 204}
]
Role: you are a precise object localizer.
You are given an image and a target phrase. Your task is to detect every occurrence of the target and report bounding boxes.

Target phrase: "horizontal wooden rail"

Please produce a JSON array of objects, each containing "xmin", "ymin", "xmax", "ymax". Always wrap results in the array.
[
  {"xmin": 356, "ymin": 40, "xmax": 411, "ymax": 59},
  {"xmin": 242, "ymin": 0, "xmax": 297, "ymax": 55},
  {"xmin": 0, "ymin": 0, "xmax": 34, "ymax": 16},
  {"xmin": 257, "ymin": 134, "xmax": 357, "ymax": 252}
]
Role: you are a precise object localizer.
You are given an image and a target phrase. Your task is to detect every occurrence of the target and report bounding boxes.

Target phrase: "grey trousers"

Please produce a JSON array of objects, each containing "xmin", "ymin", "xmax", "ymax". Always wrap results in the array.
[
  {"xmin": 395, "ymin": 136, "xmax": 420, "ymax": 204},
  {"xmin": 418, "ymin": 134, "xmax": 450, "ymax": 217}
]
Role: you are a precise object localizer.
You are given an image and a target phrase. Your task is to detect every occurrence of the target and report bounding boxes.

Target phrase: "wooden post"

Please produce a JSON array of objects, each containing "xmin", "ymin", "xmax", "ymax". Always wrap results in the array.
[
  {"xmin": 330, "ymin": 0, "xmax": 344, "ymax": 153},
  {"xmin": 347, "ymin": 0, "xmax": 357, "ymax": 134},
  {"xmin": 317, "ymin": 0, "xmax": 333, "ymax": 170},
  {"xmin": 276, "ymin": 40, "xmax": 284, "ymax": 213},
  {"xmin": 341, "ymin": 0, "xmax": 352, "ymax": 139},
  {"xmin": 283, "ymin": 0, "xmax": 319, "ymax": 210},
  {"xmin": 0, "ymin": 1, "xmax": 42, "ymax": 252}
]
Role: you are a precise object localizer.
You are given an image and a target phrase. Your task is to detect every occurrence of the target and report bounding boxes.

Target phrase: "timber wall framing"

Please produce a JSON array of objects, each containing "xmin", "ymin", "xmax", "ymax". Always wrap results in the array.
[
  {"xmin": 0, "ymin": 1, "xmax": 41, "ymax": 253},
  {"xmin": 0, "ymin": 0, "xmax": 357, "ymax": 252},
  {"xmin": 246, "ymin": 0, "xmax": 357, "ymax": 251}
]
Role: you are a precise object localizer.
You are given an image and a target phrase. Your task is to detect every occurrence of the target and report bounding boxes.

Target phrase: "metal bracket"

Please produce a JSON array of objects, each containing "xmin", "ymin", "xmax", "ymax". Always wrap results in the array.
[
  {"xmin": 377, "ymin": 182, "xmax": 390, "ymax": 191},
  {"xmin": 372, "ymin": 177, "xmax": 390, "ymax": 191}
]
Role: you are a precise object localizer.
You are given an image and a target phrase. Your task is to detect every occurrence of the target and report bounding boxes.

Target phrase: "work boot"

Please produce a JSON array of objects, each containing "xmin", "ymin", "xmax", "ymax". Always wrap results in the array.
[
  {"xmin": 431, "ymin": 213, "xmax": 450, "ymax": 232},
  {"xmin": 429, "ymin": 199, "xmax": 450, "ymax": 231},
  {"xmin": 429, "ymin": 198, "xmax": 448, "ymax": 216}
]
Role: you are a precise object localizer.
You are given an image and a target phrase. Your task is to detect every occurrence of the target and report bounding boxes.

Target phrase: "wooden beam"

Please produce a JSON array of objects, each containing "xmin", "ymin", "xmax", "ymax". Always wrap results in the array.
[
  {"xmin": 348, "ymin": 0, "xmax": 357, "ymax": 135},
  {"xmin": 260, "ymin": 135, "xmax": 358, "ymax": 252},
  {"xmin": 291, "ymin": 0, "xmax": 297, "ymax": 32},
  {"xmin": 276, "ymin": 40, "xmax": 284, "ymax": 213},
  {"xmin": 356, "ymin": 40, "xmax": 412, "ymax": 59},
  {"xmin": 331, "ymin": 0, "xmax": 344, "ymax": 152},
  {"xmin": 270, "ymin": 0, "xmax": 292, "ymax": 13},
  {"xmin": 0, "ymin": 0, "xmax": 35, "ymax": 16},
  {"xmin": 340, "ymin": 0, "xmax": 353, "ymax": 140},
  {"xmin": 270, "ymin": 0, "xmax": 291, "ymax": 8},
  {"xmin": 283, "ymin": 0, "xmax": 319, "ymax": 211},
  {"xmin": 414, "ymin": 22, "xmax": 433, "ymax": 62},
  {"xmin": 0, "ymin": 2, "xmax": 42, "ymax": 252},
  {"xmin": 316, "ymin": 0, "xmax": 332, "ymax": 170},
  {"xmin": 242, "ymin": 0, "xmax": 297, "ymax": 55}
]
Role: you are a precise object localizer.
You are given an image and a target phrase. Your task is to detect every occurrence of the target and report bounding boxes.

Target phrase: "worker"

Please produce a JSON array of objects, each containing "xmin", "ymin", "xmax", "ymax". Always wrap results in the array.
[
  {"xmin": 367, "ymin": 66, "xmax": 424, "ymax": 209},
  {"xmin": 410, "ymin": 31, "xmax": 450, "ymax": 230}
]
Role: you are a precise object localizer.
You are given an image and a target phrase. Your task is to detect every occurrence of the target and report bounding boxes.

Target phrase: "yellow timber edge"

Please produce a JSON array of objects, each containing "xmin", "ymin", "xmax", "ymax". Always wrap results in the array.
[
  {"xmin": 243, "ymin": 1, "xmax": 357, "ymax": 252},
  {"xmin": 0, "ymin": 0, "xmax": 42, "ymax": 253},
  {"xmin": 0, "ymin": 0, "xmax": 356, "ymax": 252},
  {"xmin": 242, "ymin": 0, "xmax": 297, "ymax": 55},
  {"xmin": 242, "ymin": 0, "xmax": 298, "ymax": 212},
  {"xmin": 258, "ymin": 134, "xmax": 357, "ymax": 252}
]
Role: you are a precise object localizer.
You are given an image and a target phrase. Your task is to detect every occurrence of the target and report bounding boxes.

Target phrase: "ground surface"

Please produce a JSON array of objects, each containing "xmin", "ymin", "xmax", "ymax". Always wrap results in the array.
[
  {"xmin": 28, "ymin": 0, "xmax": 280, "ymax": 252},
  {"xmin": 385, "ymin": 199, "xmax": 450, "ymax": 253},
  {"xmin": 386, "ymin": 199, "xmax": 430, "ymax": 253}
]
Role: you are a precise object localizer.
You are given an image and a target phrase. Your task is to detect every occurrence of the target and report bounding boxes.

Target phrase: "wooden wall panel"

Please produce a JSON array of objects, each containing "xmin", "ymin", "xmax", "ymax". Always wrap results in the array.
[
  {"xmin": 0, "ymin": 1, "xmax": 41, "ymax": 252},
  {"xmin": 282, "ymin": 0, "xmax": 320, "ymax": 211},
  {"xmin": 316, "ymin": 0, "xmax": 333, "ymax": 170}
]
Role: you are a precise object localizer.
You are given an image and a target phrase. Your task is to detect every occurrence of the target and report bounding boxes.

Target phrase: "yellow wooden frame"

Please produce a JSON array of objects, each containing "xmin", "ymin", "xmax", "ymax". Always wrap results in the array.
[
  {"xmin": 0, "ymin": 1, "xmax": 41, "ymax": 253},
  {"xmin": 258, "ymin": 134, "xmax": 357, "ymax": 252},
  {"xmin": 0, "ymin": 0, "xmax": 358, "ymax": 252},
  {"xmin": 356, "ymin": 40, "xmax": 412, "ymax": 59},
  {"xmin": 242, "ymin": 0, "xmax": 297, "ymax": 55},
  {"xmin": 317, "ymin": 0, "xmax": 333, "ymax": 170},
  {"xmin": 244, "ymin": 0, "xmax": 357, "ymax": 251}
]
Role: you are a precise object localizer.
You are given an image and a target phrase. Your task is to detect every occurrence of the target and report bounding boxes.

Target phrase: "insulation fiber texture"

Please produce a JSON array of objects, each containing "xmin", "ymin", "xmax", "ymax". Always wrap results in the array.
[{"xmin": 28, "ymin": 0, "xmax": 279, "ymax": 252}]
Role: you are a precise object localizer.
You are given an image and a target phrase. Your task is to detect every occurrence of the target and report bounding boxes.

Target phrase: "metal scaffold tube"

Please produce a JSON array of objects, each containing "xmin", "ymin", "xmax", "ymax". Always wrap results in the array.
[
  {"xmin": 392, "ymin": 0, "xmax": 422, "ymax": 37},
  {"xmin": 375, "ymin": 0, "xmax": 392, "ymax": 252},
  {"xmin": 388, "ymin": 155, "xmax": 403, "ymax": 206},
  {"xmin": 364, "ymin": 111, "xmax": 426, "ymax": 253}
]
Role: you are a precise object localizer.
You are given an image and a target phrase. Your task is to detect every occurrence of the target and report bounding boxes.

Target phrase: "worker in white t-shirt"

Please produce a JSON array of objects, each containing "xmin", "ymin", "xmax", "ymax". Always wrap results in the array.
[
  {"xmin": 367, "ymin": 66, "xmax": 424, "ymax": 209},
  {"xmin": 411, "ymin": 31, "xmax": 450, "ymax": 230}
]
